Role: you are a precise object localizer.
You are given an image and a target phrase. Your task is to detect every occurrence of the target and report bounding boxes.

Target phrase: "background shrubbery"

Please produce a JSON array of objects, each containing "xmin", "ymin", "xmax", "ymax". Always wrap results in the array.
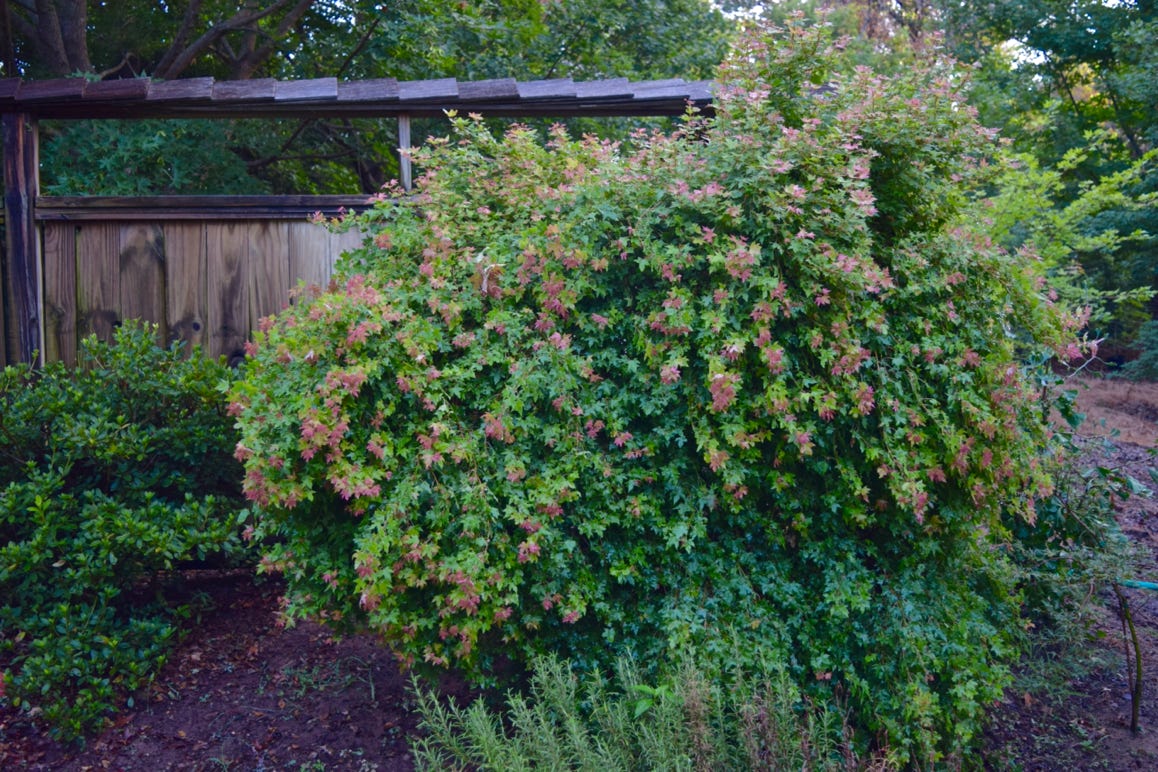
[
  {"xmin": 231, "ymin": 19, "xmax": 1087, "ymax": 764},
  {"xmin": 0, "ymin": 324, "xmax": 251, "ymax": 741}
]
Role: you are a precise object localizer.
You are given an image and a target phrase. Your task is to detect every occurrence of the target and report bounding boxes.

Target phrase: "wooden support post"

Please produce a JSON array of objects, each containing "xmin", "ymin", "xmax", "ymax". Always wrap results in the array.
[
  {"xmin": 398, "ymin": 113, "xmax": 412, "ymax": 191},
  {"xmin": 2, "ymin": 112, "xmax": 41, "ymax": 365}
]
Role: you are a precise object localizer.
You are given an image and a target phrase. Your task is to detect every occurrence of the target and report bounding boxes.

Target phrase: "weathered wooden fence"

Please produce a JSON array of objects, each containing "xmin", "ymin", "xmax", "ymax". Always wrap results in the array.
[{"xmin": 33, "ymin": 197, "xmax": 365, "ymax": 366}]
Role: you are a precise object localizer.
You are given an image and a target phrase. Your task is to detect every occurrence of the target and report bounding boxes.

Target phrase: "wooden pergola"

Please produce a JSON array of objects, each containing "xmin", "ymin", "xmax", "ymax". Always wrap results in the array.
[{"xmin": 1, "ymin": 74, "xmax": 713, "ymax": 365}]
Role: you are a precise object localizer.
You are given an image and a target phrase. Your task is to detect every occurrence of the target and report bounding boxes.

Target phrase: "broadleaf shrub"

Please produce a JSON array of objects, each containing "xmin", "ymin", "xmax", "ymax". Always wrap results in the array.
[
  {"xmin": 0, "ymin": 323, "xmax": 250, "ymax": 741},
  {"xmin": 231, "ymin": 19, "xmax": 1084, "ymax": 763}
]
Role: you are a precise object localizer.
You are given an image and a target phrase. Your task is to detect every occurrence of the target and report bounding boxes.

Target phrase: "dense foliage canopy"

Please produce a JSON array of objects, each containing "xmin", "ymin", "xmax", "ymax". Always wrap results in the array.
[{"xmin": 230, "ymin": 18, "xmax": 1083, "ymax": 763}]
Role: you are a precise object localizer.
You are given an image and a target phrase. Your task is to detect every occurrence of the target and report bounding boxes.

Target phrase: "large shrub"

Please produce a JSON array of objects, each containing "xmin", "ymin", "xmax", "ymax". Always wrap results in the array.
[
  {"xmin": 0, "ymin": 324, "xmax": 249, "ymax": 740},
  {"xmin": 231, "ymin": 19, "xmax": 1083, "ymax": 763}
]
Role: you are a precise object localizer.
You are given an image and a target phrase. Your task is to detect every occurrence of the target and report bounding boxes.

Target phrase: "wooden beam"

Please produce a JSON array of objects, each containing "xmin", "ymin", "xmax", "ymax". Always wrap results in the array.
[
  {"xmin": 35, "ymin": 195, "xmax": 374, "ymax": 221},
  {"xmin": 2, "ymin": 112, "xmax": 41, "ymax": 364}
]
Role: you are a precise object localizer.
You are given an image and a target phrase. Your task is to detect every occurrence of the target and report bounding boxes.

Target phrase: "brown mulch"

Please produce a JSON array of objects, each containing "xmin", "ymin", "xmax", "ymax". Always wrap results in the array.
[{"xmin": 0, "ymin": 574, "xmax": 473, "ymax": 771}]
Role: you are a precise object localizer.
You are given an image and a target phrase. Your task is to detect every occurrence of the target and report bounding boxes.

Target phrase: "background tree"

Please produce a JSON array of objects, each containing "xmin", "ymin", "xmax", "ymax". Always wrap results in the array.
[
  {"xmin": 764, "ymin": 0, "xmax": 1156, "ymax": 349},
  {"xmin": 939, "ymin": 0, "xmax": 1157, "ymax": 349}
]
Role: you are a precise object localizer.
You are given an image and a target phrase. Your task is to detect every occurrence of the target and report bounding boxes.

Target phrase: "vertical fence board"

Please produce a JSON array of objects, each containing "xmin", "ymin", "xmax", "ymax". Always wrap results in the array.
[
  {"xmin": 247, "ymin": 221, "xmax": 290, "ymax": 329},
  {"xmin": 332, "ymin": 227, "xmax": 364, "ymax": 265},
  {"xmin": 0, "ymin": 262, "xmax": 5, "ymax": 367},
  {"xmin": 3, "ymin": 113, "xmax": 40, "ymax": 364},
  {"xmin": 164, "ymin": 223, "xmax": 207, "ymax": 354},
  {"xmin": 288, "ymin": 222, "xmax": 333, "ymax": 295},
  {"xmin": 0, "ymin": 229, "xmax": 6, "ymax": 368},
  {"xmin": 206, "ymin": 222, "xmax": 249, "ymax": 365},
  {"xmin": 43, "ymin": 223, "xmax": 77, "ymax": 365},
  {"xmin": 119, "ymin": 224, "xmax": 167, "ymax": 343},
  {"xmin": 76, "ymin": 223, "xmax": 121, "ymax": 344}
]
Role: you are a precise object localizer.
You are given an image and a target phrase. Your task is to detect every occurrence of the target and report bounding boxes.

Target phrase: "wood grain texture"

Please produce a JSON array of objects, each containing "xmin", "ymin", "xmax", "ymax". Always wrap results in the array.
[
  {"xmin": 119, "ymin": 224, "xmax": 167, "ymax": 343},
  {"xmin": 43, "ymin": 223, "xmax": 77, "ymax": 365},
  {"xmin": 247, "ymin": 221, "xmax": 291, "ymax": 330},
  {"xmin": 147, "ymin": 77, "xmax": 214, "ymax": 102},
  {"xmin": 0, "ymin": 257, "xmax": 5, "ymax": 368},
  {"xmin": 164, "ymin": 223, "xmax": 207, "ymax": 355},
  {"xmin": 3, "ymin": 113, "xmax": 41, "ymax": 363},
  {"xmin": 76, "ymin": 224, "xmax": 121, "ymax": 344},
  {"xmin": 206, "ymin": 223, "xmax": 250, "ymax": 366},
  {"xmin": 7, "ymin": 75, "xmax": 714, "ymax": 119},
  {"xmin": 288, "ymin": 222, "xmax": 333, "ymax": 295},
  {"xmin": 36, "ymin": 195, "xmax": 370, "ymax": 220},
  {"xmin": 37, "ymin": 214, "xmax": 366, "ymax": 364},
  {"xmin": 276, "ymin": 78, "xmax": 338, "ymax": 102}
]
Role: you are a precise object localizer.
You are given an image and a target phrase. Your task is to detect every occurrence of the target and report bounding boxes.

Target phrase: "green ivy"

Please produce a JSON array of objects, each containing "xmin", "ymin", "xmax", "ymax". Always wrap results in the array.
[
  {"xmin": 231, "ymin": 19, "xmax": 1083, "ymax": 765},
  {"xmin": 0, "ymin": 323, "xmax": 251, "ymax": 741}
]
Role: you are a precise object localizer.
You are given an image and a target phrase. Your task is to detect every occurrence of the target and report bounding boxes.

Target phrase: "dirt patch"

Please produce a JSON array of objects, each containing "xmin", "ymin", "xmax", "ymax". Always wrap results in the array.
[
  {"xmin": 1065, "ymin": 375, "xmax": 1158, "ymax": 447},
  {"xmin": 983, "ymin": 377, "xmax": 1158, "ymax": 770},
  {"xmin": 0, "ymin": 576, "xmax": 475, "ymax": 771}
]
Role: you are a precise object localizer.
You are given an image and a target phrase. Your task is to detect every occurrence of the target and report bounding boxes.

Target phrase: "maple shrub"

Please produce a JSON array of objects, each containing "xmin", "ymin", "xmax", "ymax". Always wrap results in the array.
[{"xmin": 230, "ymin": 19, "xmax": 1085, "ymax": 763}]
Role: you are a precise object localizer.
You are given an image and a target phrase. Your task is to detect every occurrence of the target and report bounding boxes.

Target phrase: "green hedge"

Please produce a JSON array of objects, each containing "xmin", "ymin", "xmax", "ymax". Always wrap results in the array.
[{"xmin": 0, "ymin": 323, "xmax": 251, "ymax": 740}]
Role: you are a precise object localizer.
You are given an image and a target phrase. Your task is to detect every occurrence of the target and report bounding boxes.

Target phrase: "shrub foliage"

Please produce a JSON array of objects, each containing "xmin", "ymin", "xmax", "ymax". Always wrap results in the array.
[
  {"xmin": 0, "ymin": 324, "xmax": 249, "ymax": 740},
  {"xmin": 231, "ymin": 19, "xmax": 1081, "ymax": 762}
]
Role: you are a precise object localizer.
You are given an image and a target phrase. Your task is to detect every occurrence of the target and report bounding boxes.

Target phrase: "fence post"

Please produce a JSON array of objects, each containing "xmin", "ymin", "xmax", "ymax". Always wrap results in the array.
[
  {"xmin": 398, "ymin": 113, "xmax": 412, "ymax": 191},
  {"xmin": 2, "ymin": 111, "xmax": 41, "ymax": 365}
]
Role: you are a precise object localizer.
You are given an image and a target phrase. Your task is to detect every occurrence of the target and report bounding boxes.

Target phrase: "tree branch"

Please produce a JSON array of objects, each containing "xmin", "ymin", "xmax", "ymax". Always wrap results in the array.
[
  {"xmin": 57, "ymin": 0, "xmax": 88, "ymax": 72},
  {"xmin": 153, "ymin": 0, "xmax": 203, "ymax": 78},
  {"xmin": 31, "ymin": 0, "xmax": 69, "ymax": 75},
  {"xmin": 154, "ymin": 0, "xmax": 300, "ymax": 81},
  {"xmin": 232, "ymin": 0, "xmax": 315, "ymax": 79},
  {"xmin": 335, "ymin": 12, "xmax": 383, "ymax": 79}
]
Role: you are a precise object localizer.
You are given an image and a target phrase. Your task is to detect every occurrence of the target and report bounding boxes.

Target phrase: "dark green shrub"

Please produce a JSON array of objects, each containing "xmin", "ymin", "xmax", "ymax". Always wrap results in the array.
[
  {"xmin": 230, "ymin": 19, "xmax": 1082, "ymax": 764},
  {"xmin": 0, "ymin": 323, "xmax": 250, "ymax": 741}
]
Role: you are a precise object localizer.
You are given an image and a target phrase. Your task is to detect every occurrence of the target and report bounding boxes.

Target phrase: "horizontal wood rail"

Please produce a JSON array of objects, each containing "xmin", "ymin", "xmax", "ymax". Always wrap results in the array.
[{"xmin": 35, "ymin": 195, "xmax": 378, "ymax": 221}]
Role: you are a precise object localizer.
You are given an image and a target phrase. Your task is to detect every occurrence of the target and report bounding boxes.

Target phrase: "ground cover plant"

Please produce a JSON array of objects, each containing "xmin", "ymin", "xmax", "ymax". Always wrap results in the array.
[
  {"xmin": 411, "ymin": 653, "xmax": 870, "ymax": 770},
  {"xmin": 230, "ymin": 17, "xmax": 1089, "ymax": 765},
  {"xmin": 0, "ymin": 323, "xmax": 250, "ymax": 741}
]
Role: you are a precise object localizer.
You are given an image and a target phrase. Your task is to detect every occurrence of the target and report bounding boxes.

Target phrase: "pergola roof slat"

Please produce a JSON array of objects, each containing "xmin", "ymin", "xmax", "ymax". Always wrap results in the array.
[
  {"xmin": 396, "ymin": 78, "xmax": 458, "ymax": 101},
  {"xmin": 336, "ymin": 78, "xmax": 399, "ymax": 102},
  {"xmin": 0, "ymin": 78, "xmax": 21, "ymax": 101},
  {"xmin": 459, "ymin": 78, "xmax": 519, "ymax": 102},
  {"xmin": 18, "ymin": 78, "xmax": 86, "ymax": 102},
  {"xmin": 275, "ymin": 77, "xmax": 338, "ymax": 102},
  {"xmin": 515, "ymin": 78, "xmax": 577, "ymax": 101},
  {"xmin": 83, "ymin": 78, "xmax": 151, "ymax": 101},
  {"xmin": 574, "ymin": 78, "xmax": 632, "ymax": 100},
  {"xmin": 212, "ymin": 78, "xmax": 277, "ymax": 102},
  {"xmin": 0, "ymin": 74, "xmax": 713, "ymax": 119},
  {"xmin": 147, "ymin": 77, "xmax": 215, "ymax": 102}
]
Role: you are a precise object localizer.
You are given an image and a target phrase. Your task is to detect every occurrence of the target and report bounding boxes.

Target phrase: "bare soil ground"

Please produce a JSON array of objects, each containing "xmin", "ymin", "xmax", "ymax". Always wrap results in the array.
[
  {"xmin": 983, "ymin": 376, "xmax": 1158, "ymax": 770},
  {"xmin": 2, "ymin": 375, "xmax": 1157, "ymax": 771}
]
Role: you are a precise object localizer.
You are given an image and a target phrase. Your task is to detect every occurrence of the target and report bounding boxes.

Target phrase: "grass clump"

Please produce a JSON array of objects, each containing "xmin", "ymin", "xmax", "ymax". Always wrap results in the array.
[{"xmin": 411, "ymin": 654, "xmax": 884, "ymax": 771}]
